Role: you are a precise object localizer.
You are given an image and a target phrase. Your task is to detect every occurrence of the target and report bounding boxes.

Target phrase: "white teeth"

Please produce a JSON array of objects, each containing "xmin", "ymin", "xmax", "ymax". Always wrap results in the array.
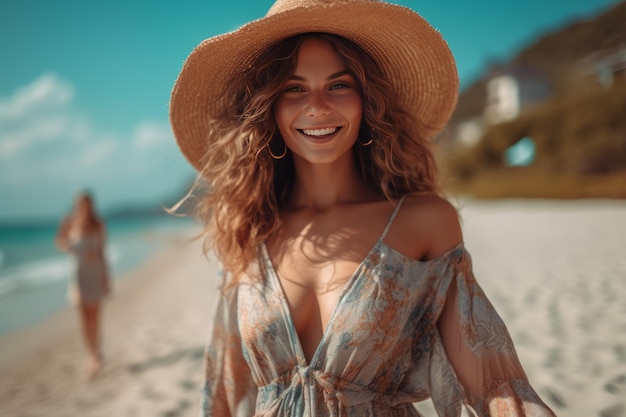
[{"xmin": 302, "ymin": 127, "xmax": 338, "ymax": 136}]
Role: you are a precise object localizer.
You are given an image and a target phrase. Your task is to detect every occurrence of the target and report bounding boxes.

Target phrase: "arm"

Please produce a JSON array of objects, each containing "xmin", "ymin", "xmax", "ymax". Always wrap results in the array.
[
  {"xmin": 55, "ymin": 217, "xmax": 72, "ymax": 252},
  {"xmin": 436, "ymin": 254, "xmax": 556, "ymax": 416},
  {"xmin": 404, "ymin": 195, "xmax": 555, "ymax": 415},
  {"xmin": 202, "ymin": 276, "xmax": 257, "ymax": 417},
  {"xmin": 97, "ymin": 222, "xmax": 111, "ymax": 294}
]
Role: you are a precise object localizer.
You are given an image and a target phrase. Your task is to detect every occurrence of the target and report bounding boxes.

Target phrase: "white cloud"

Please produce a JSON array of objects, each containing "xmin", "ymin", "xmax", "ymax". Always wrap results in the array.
[
  {"xmin": 80, "ymin": 137, "xmax": 119, "ymax": 166},
  {"xmin": 0, "ymin": 73, "xmax": 193, "ymax": 219},
  {"xmin": 133, "ymin": 121, "xmax": 173, "ymax": 149},
  {"xmin": 0, "ymin": 74, "xmax": 74, "ymax": 160},
  {"xmin": 0, "ymin": 73, "xmax": 73, "ymax": 121},
  {"xmin": 0, "ymin": 115, "xmax": 69, "ymax": 159}
]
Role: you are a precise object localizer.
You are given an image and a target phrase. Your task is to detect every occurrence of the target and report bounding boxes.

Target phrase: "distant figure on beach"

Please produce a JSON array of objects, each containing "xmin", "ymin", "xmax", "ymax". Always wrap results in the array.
[
  {"xmin": 169, "ymin": 0, "xmax": 556, "ymax": 415},
  {"xmin": 56, "ymin": 191, "xmax": 110, "ymax": 377}
]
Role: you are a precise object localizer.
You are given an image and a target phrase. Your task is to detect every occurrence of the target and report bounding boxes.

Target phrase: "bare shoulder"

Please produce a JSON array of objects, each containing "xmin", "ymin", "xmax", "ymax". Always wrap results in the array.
[
  {"xmin": 388, "ymin": 193, "xmax": 463, "ymax": 261},
  {"xmin": 402, "ymin": 193, "xmax": 460, "ymax": 225}
]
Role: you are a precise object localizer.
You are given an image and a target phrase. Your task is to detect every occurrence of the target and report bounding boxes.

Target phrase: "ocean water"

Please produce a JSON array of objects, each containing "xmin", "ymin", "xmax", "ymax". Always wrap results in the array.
[{"xmin": 0, "ymin": 215, "xmax": 198, "ymax": 336}]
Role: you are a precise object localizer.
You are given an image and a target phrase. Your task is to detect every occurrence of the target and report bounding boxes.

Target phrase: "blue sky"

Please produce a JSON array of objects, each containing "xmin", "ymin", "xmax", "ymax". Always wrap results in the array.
[{"xmin": 0, "ymin": 0, "xmax": 618, "ymax": 220}]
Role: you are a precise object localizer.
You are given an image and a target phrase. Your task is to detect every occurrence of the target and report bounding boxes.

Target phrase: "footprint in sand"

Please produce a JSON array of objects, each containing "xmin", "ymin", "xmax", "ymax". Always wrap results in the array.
[
  {"xmin": 600, "ymin": 403, "xmax": 625, "ymax": 417},
  {"xmin": 604, "ymin": 373, "xmax": 626, "ymax": 395}
]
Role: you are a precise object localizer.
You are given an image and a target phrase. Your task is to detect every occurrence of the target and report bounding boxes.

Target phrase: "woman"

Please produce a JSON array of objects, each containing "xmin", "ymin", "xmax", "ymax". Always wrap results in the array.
[
  {"xmin": 170, "ymin": 0, "xmax": 556, "ymax": 415},
  {"xmin": 56, "ymin": 192, "xmax": 110, "ymax": 377}
]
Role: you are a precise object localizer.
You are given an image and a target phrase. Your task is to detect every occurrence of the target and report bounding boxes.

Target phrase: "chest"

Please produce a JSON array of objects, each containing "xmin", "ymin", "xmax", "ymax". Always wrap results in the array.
[
  {"xmin": 261, "ymin": 201, "xmax": 406, "ymax": 361},
  {"xmin": 246, "ymin": 242, "xmax": 435, "ymax": 367},
  {"xmin": 269, "ymin": 234, "xmax": 373, "ymax": 335}
]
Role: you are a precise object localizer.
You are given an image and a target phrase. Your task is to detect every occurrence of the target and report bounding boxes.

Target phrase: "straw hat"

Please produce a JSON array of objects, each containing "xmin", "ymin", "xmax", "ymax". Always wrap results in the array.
[{"xmin": 170, "ymin": 0, "xmax": 459, "ymax": 170}]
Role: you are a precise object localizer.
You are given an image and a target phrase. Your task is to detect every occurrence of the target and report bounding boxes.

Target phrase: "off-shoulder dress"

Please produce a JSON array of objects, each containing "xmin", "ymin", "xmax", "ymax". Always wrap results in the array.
[{"xmin": 202, "ymin": 199, "xmax": 556, "ymax": 416}]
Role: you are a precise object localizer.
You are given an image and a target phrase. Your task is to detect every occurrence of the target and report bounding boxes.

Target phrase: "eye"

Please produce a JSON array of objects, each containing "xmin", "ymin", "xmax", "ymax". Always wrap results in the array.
[
  {"xmin": 284, "ymin": 85, "xmax": 305, "ymax": 93},
  {"xmin": 329, "ymin": 81, "xmax": 350, "ymax": 90}
]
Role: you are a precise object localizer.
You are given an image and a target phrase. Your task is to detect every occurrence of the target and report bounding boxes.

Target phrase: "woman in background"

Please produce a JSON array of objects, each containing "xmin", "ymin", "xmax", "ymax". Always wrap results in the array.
[{"xmin": 56, "ymin": 191, "xmax": 110, "ymax": 377}]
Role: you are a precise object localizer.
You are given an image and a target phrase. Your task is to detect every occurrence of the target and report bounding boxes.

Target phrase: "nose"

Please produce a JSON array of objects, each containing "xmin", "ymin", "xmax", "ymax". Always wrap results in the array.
[{"xmin": 305, "ymin": 90, "xmax": 330, "ymax": 117}]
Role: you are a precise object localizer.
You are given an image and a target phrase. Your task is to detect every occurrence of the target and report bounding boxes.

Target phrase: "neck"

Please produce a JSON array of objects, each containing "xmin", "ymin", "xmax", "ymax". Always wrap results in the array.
[{"xmin": 288, "ymin": 152, "xmax": 379, "ymax": 211}]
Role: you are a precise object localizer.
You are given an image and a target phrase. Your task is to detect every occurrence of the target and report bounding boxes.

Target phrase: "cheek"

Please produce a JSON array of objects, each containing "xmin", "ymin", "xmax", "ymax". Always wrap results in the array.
[
  {"xmin": 346, "ymin": 95, "xmax": 363, "ymax": 125},
  {"xmin": 274, "ymin": 100, "xmax": 294, "ymax": 133}
]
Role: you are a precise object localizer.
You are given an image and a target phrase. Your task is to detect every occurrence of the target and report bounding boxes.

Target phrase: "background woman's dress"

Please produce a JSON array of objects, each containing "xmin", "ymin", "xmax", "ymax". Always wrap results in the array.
[{"xmin": 69, "ymin": 231, "xmax": 108, "ymax": 305}]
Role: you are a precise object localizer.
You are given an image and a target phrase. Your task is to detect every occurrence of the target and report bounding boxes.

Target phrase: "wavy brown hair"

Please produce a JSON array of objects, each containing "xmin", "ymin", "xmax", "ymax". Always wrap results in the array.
[{"xmin": 187, "ymin": 33, "xmax": 440, "ymax": 280}]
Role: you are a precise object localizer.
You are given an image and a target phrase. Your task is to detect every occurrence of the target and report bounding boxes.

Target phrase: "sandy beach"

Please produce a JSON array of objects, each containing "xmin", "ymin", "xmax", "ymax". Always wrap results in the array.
[{"xmin": 1, "ymin": 199, "xmax": 625, "ymax": 417}]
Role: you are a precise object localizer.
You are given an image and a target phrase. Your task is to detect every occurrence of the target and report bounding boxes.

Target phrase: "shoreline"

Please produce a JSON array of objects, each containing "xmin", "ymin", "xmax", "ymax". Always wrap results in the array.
[
  {"xmin": 0, "ymin": 215, "xmax": 199, "ymax": 337},
  {"xmin": 0, "ymin": 230, "xmax": 205, "ymax": 371},
  {"xmin": 1, "ymin": 199, "xmax": 625, "ymax": 417},
  {"xmin": 0, "ymin": 231, "xmax": 219, "ymax": 417}
]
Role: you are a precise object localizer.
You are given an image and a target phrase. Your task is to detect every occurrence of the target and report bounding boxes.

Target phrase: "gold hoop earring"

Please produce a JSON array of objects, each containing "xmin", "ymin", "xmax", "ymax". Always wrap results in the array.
[
  {"xmin": 358, "ymin": 138, "xmax": 373, "ymax": 146},
  {"xmin": 268, "ymin": 141, "xmax": 287, "ymax": 159}
]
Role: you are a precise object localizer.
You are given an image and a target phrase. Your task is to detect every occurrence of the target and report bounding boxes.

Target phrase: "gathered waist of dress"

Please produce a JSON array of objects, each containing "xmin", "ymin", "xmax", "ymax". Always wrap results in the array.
[{"xmin": 255, "ymin": 365, "xmax": 421, "ymax": 417}]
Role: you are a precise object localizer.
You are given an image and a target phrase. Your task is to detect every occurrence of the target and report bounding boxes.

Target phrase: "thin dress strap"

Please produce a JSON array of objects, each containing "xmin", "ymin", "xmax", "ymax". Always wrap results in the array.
[{"xmin": 379, "ymin": 196, "xmax": 406, "ymax": 241}]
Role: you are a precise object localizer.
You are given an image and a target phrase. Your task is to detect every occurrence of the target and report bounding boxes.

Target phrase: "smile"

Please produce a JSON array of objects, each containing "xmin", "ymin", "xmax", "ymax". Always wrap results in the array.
[{"xmin": 299, "ymin": 127, "xmax": 340, "ymax": 137}]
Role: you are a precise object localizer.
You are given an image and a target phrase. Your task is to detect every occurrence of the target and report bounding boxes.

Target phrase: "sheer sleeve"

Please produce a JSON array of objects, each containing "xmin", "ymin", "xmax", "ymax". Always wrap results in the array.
[
  {"xmin": 436, "ymin": 249, "xmax": 556, "ymax": 416},
  {"xmin": 202, "ymin": 273, "xmax": 257, "ymax": 417}
]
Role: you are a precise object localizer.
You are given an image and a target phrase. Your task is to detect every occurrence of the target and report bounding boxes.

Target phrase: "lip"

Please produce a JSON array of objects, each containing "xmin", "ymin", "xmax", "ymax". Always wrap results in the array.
[{"xmin": 296, "ymin": 126, "xmax": 343, "ymax": 142}]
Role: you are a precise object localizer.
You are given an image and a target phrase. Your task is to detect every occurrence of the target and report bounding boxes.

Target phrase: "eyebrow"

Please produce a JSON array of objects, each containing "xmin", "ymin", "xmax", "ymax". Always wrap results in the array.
[{"xmin": 288, "ymin": 70, "xmax": 351, "ymax": 81}]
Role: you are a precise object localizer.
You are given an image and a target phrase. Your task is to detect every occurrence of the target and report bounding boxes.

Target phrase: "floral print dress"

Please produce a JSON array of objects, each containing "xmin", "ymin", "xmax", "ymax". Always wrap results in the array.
[{"xmin": 202, "ymin": 200, "xmax": 556, "ymax": 416}]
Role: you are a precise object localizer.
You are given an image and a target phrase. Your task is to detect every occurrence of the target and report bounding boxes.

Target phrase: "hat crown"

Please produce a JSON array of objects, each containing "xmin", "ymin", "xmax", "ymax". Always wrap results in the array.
[{"xmin": 267, "ymin": 0, "xmax": 377, "ymax": 17}]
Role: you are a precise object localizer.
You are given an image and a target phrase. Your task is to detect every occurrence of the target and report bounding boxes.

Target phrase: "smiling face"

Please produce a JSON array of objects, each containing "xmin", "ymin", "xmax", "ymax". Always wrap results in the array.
[{"xmin": 274, "ymin": 37, "xmax": 363, "ymax": 166}]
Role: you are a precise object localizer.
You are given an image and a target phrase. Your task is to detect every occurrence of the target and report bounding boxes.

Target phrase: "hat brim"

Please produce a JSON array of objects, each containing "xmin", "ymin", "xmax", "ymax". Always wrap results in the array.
[{"xmin": 170, "ymin": 2, "xmax": 459, "ymax": 170}]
